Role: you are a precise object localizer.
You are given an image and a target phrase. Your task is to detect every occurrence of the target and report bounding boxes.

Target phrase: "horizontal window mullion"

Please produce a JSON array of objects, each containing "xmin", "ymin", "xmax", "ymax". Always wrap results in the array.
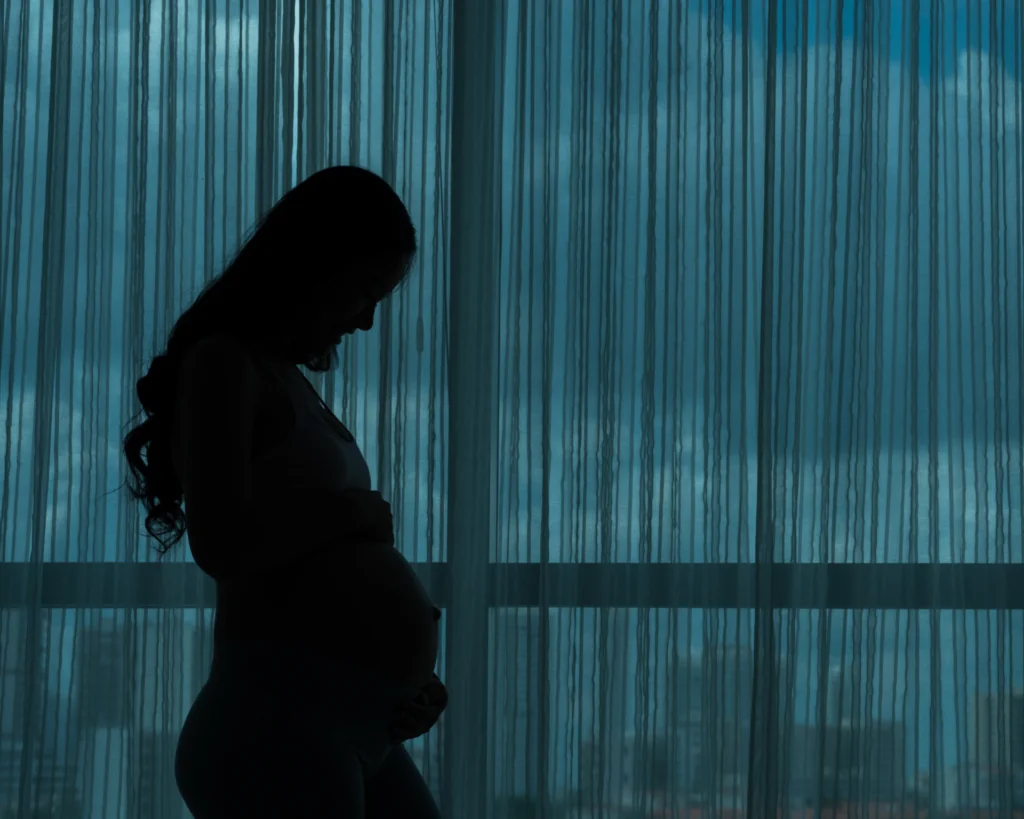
[{"xmin": 1, "ymin": 562, "xmax": 1021, "ymax": 610}]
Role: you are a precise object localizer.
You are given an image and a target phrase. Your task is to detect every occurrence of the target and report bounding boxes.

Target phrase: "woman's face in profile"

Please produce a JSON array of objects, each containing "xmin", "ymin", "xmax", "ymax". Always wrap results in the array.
[{"xmin": 309, "ymin": 258, "xmax": 406, "ymax": 347}]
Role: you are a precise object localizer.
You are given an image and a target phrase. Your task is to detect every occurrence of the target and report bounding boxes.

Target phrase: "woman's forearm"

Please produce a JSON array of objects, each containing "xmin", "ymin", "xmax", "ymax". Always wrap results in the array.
[{"xmin": 193, "ymin": 485, "xmax": 393, "ymax": 579}]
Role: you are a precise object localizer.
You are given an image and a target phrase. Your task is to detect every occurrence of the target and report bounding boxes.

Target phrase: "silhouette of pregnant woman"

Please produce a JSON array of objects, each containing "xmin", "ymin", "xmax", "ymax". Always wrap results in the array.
[{"xmin": 122, "ymin": 166, "xmax": 446, "ymax": 817}]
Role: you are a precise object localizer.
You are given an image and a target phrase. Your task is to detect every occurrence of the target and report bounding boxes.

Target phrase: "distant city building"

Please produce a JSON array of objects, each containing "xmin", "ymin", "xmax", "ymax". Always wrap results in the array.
[
  {"xmin": 0, "ymin": 610, "xmax": 46, "ymax": 741},
  {"xmin": 130, "ymin": 730, "xmax": 180, "ymax": 819},
  {"xmin": 941, "ymin": 689, "xmax": 1024, "ymax": 810},
  {"xmin": 0, "ymin": 611, "xmax": 81, "ymax": 817},
  {"xmin": 972, "ymin": 690, "xmax": 1024, "ymax": 777},
  {"xmin": 580, "ymin": 646, "xmax": 759, "ymax": 810},
  {"xmin": 75, "ymin": 623, "xmax": 125, "ymax": 730},
  {"xmin": 580, "ymin": 649, "xmax": 909, "ymax": 812},
  {"xmin": 491, "ymin": 608, "xmax": 545, "ymax": 798},
  {"xmin": 827, "ymin": 663, "xmax": 859, "ymax": 727},
  {"xmin": 814, "ymin": 719, "xmax": 906, "ymax": 804},
  {"xmin": 0, "ymin": 693, "xmax": 82, "ymax": 819},
  {"xmin": 73, "ymin": 614, "xmax": 211, "ymax": 818},
  {"xmin": 818, "ymin": 662, "xmax": 906, "ymax": 804}
]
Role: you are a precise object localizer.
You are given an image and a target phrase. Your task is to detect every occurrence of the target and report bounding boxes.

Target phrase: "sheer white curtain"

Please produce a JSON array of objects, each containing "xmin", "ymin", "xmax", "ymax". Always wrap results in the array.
[{"xmin": 2, "ymin": 1, "xmax": 1023, "ymax": 817}]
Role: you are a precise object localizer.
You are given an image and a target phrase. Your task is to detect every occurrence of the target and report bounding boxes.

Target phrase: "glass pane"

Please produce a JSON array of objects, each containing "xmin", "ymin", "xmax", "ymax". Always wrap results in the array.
[
  {"xmin": 0, "ymin": 0, "xmax": 450, "ymax": 565},
  {"xmin": 488, "ymin": 607, "xmax": 1024, "ymax": 817},
  {"xmin": 0, "ymin": 607, "xmax": 446, "ymax": 817},
  {"xmin": 491, "ymin": 0, "xmax": 1024, "ymax": 565}
]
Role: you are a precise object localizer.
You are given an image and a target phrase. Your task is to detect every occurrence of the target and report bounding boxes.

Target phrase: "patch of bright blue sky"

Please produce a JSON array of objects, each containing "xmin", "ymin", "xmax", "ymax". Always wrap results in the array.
[{"xmin": 700, "ymin": 0, "xmax": 1022, "ymax": 81}]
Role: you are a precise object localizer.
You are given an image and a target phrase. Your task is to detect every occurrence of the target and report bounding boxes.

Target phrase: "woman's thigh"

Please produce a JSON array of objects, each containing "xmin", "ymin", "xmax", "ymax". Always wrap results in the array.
[
  {"xmin": 176, "ymin": 680, "xmax": 366, "ymax": 819},
  {"xmin": 364, "ymin": 745, "xmax": 442, "ymax": 819}
]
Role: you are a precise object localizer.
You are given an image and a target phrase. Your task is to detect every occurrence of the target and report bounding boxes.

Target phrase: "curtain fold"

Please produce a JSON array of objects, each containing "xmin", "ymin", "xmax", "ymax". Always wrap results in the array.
[{"xmin": 2, "ymin": 1, "xmax": 1023, "ymax": 817}]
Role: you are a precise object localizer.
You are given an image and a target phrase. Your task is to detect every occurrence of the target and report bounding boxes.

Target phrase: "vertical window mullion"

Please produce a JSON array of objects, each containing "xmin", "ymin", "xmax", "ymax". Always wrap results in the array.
[{"xmin": 445, "ymin": 0, "xmax": 502, "ymax": 815}]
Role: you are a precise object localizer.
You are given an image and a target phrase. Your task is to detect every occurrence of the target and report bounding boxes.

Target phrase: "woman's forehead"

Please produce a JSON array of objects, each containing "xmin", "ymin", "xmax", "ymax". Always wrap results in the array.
[{"xmin": 321, "ymin": 261, "xmax": 403, "ymax": 300}]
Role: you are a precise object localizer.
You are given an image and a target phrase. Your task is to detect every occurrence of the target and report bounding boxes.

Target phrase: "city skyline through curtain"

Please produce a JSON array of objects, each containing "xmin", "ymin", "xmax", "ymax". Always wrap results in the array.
[{"xmin": 2, "ymin": 1, "xmax": 1023, "ymax": 817}]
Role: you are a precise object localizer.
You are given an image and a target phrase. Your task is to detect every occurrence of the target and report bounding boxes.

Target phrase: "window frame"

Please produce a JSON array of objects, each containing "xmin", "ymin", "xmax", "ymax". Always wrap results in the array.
[
  {"xmin": 1, "ymin": 561, "xmax": 1022, "ymax": 610},
  {"xmin": 4, "ymin": 6, "xmax": 1024, "ymax": 817}
]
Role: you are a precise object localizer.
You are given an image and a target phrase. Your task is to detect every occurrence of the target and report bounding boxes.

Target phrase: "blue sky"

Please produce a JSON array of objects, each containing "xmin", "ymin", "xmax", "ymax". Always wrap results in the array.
[{"xmin": 716, "ymin": 0, "xmax": 1022, "ymax": 82}]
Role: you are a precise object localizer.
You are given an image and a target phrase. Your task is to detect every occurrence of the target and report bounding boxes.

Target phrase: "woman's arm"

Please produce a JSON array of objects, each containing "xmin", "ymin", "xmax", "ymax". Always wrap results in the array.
[
  {"xmin": 174, "ymin": 335, "xmax": 394, "ymax": 580},
  {"xmin": 213, "ymin": 485, "xmax": 395, "ymax": 579}
]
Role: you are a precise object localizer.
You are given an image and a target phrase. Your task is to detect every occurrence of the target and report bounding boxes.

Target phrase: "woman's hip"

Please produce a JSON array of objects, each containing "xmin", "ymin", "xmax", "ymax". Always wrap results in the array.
[{"xmin": 178, "ymin": 640, "xmax": 424, "ymax": 777}]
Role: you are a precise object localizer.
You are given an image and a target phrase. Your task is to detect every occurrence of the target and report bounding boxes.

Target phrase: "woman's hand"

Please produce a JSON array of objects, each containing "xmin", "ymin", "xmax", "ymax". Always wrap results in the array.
[
  {"xmin": 389, "ymin": 674, "xmax": 448, "ymax": 743},
  {"xmin": 338, "ymin": 488, "xmax": 394, "ymax": 543}
]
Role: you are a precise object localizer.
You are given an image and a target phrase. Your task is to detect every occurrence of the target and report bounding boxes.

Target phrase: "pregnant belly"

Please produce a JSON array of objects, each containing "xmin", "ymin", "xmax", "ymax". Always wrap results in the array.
[{"xmin": 286, "ymin": 541, "xmax": 439, "ymax": 687}]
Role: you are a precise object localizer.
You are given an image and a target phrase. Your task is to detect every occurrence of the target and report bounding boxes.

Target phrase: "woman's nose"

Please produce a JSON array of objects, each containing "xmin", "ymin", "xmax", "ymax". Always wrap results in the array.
[{"xmin": 356, "ymin": 303, "xmax": 375, "ymax": 330}]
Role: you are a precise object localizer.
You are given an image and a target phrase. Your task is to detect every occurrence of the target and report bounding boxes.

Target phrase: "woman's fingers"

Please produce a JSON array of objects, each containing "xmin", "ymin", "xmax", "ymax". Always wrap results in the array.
[
  {"xmin": 336, "ymin": 488, "xmax": 394, "ymax": 541},
  {"xmin": 389, "ymin": 677, "xmax": 449, "ymax": 742},
  {"xmin": 390, "ymin": 700, "xmax": 443, "ymax": 736},
  {"xmin": 421, "ymin": 680, "xmax": 447, "ymax": 707},
  {"xmin": 396, "ymin": 701, "xmax": 438, "ymax": 721},
  {"xmin": 390, "ymin": 706, "xmax": 442, "ymax": 741}
]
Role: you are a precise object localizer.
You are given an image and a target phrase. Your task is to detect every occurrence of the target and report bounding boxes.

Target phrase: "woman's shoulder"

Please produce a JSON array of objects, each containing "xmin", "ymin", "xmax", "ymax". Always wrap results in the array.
[
  {"xmin": 179, "ymin": 332, "xmax": 254, "ymax": 370},
  {"xmin": 180, "ymin": 334, "xmax": 290, "ymax": 385}
]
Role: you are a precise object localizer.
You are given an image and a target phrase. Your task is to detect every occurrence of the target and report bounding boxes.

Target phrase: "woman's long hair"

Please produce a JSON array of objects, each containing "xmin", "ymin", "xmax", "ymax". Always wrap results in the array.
[{"xmin": 122, "ymin": 165, "xmax": 417, "ymax": 554}]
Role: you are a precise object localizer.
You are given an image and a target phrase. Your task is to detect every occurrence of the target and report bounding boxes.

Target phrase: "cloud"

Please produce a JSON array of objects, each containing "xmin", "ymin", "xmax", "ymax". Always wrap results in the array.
[{"xmin": 0, "ymin": 386, "xmax": 124, "ymax": 562}]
